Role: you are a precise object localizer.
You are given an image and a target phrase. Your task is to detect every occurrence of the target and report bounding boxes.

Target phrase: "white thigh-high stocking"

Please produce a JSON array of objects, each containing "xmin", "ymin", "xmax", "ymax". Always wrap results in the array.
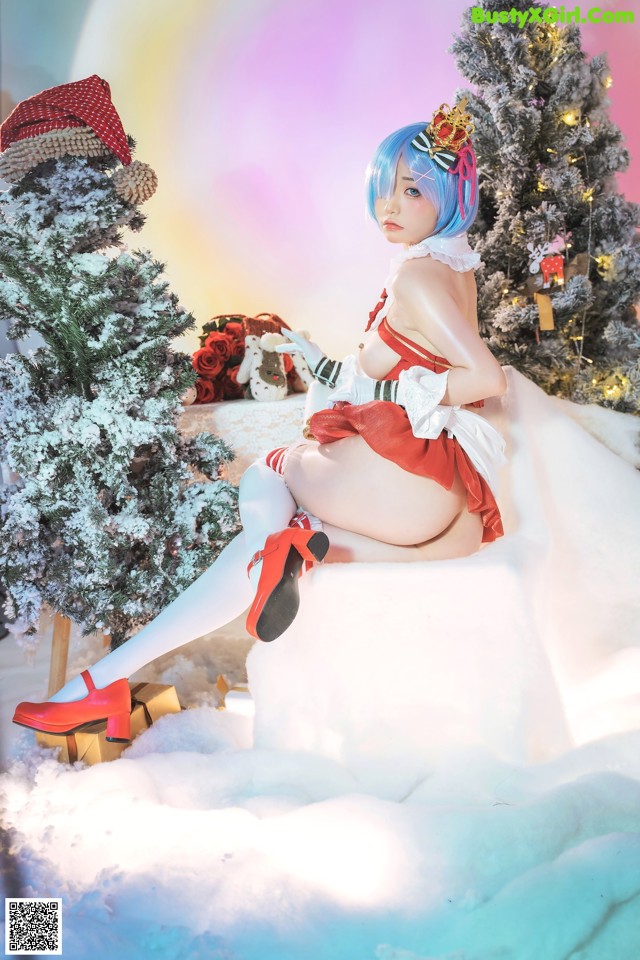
[
  {"xmin": 239, "ymin": 458, "xmax": 298, "ymax": 586},
  {"xmin": 49, "ymin": 459, "xmax": 298, "ymax": 702}
]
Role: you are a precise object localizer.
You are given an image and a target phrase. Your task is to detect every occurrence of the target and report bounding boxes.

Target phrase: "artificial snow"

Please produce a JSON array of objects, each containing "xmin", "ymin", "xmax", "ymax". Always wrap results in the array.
[{"xmin": 1, "ymin": 368, "xmax": 639, "ymax": 959}]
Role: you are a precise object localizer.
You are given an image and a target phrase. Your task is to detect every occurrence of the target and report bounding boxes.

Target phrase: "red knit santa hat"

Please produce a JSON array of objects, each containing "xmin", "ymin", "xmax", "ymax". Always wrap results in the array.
[
  {"xmin": 0, "ymin": 74, "xmax": 132, "ymax": 165},
  {"xmin": 0, "ymin": 75, "xmax": 158, "ymax": 202}
]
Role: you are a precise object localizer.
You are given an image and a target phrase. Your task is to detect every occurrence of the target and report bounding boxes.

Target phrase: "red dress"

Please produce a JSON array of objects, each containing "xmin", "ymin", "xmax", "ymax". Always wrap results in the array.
[{"xmin": 309, "ymin": 291, "xmax": 504, "ymax": 544}]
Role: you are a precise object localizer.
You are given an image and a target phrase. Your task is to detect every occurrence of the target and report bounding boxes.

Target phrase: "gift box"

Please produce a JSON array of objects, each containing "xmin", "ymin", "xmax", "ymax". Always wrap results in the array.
[
  {"xmin": 35, "ymin": 682, "xmax": 182, "ymax": 765},
  {"xmin": 215, "ymin": 674, "xmax": 253, "ymax": 716}
]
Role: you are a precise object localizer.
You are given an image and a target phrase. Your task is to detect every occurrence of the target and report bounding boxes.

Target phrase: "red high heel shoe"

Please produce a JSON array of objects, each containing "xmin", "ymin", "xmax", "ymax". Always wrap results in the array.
[
  {"xmin": 13, "ymin": 670, "xmax": 132, "ymax": 742},
  {"xmin": 246, "ymin": 526, "xmax": 329, "ymax": 642}
]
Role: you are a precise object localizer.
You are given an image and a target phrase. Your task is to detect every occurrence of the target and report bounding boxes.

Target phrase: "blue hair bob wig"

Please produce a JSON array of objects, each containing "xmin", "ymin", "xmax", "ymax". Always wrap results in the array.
[{"xmin": 365, "ymin": 122, "xmax": 478, "ymax": 238}]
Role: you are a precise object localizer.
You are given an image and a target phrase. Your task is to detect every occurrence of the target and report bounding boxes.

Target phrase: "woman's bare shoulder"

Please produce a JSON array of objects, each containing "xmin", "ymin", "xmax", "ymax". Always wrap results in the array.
[
  {"xmin": 392, "ymin": 255, "xmax": 456, "ymax": 300},
  {"xmin": 390, "ymin": 254, "xmax": 478, "ymax": 336}
]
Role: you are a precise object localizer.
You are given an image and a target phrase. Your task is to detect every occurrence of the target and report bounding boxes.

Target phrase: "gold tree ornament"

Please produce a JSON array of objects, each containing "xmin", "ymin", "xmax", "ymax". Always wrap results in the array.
[
  {"xmin": 534, "ymin": 291, "xmax": 555, "ymax": 330},
  {"xmin": 112, "ymin": 160, "xmax": 158, "ymax": 203}
]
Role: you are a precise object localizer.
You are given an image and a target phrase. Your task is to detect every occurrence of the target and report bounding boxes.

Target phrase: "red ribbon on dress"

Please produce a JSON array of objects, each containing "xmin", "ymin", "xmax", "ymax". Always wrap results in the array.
[{"xmin": 366, "ymin": 289, "xmax": 388, "ymax": 332}]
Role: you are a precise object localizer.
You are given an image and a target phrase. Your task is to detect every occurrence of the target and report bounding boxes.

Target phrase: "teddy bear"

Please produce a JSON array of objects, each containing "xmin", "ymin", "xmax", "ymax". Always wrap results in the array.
[{"xmin": 236, "ymin": 332, "xmax": 314, "ymax": 401}]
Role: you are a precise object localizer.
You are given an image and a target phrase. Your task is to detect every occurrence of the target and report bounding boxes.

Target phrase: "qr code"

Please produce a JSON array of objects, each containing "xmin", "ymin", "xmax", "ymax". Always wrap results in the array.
[{"xmin": 5, "ymin": 898, "xmax": 62, "ymax": 955}]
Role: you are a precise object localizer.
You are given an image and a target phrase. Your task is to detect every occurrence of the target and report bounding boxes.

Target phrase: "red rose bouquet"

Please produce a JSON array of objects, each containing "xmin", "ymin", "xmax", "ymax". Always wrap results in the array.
[
  {"xmin": 192, "ymin": 314, "xmax": 248, "ymax": 403},
  {"xmin": 192, "ymin": 312, "xmax": 303, "ymax": 404}
]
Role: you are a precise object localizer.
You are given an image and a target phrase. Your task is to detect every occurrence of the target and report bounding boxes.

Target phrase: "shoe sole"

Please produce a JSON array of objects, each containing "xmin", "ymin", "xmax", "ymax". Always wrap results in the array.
[
  {"xmin": 255, "ymin": 532, "xmax": 329, "ymax": 643},
  {"xmin": 12, "ymin": 717, "xmax": 131, "ymax": 742}
]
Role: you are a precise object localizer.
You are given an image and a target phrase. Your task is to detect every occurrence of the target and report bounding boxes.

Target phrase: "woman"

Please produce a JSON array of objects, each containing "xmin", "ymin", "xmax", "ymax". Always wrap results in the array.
[{"xmin": 13, "ymin": 99, "xmax": 507, "ymax": 742}]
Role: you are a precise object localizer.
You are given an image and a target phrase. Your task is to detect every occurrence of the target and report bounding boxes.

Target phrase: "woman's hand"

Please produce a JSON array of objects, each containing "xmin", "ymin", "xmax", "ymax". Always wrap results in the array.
[
  {"xmin": 329, "ymin": 373, "xmax": 380, "ymax": 406},
  {"xmin": 275, "ymin": 331, "xmax": 348, "ymax": 388},
  {"xmin": 329, "ymin": 365, "xmax": 450, "ymax": 419},
  {"xmin": 274, "ymin": 330, "xmax": 325, "ymax": 371}
]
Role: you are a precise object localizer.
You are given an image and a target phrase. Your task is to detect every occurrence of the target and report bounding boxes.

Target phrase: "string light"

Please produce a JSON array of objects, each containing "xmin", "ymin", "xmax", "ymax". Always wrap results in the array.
[
  {"xmin": 596, "ymin": 254, "xmax": 614, "ymax": 278},
  {"xmin": 603, "ymin": 75, "xmax": 613, "ymax": 88},
  {"xmin": 562, "ymin": 110, "xmax": 581, "ymax": 126},
  {"xmin": 583, "ymin": 187, "xmax": 594, "ymax": 203},
  {"xmin": 574, "ymin": 149, "xmax": 595, "ymax": 371},
  {"xmin": 537, "ymin": 180, "xmax": 547, "ymax": 192}
]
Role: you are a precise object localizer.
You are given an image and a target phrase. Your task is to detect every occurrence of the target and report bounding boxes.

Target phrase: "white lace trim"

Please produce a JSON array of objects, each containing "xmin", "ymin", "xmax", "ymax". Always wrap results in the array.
[
  {"xmin": 397, "ymin": 366, "xmax": 450, "ymax": 434},
  {"xmin": 392, "ymin": 233, "xmax": 482, "ymax": 274},
  {"xmin": 369, "ymin": 232, "xmax": 482, "ymax": 333}
]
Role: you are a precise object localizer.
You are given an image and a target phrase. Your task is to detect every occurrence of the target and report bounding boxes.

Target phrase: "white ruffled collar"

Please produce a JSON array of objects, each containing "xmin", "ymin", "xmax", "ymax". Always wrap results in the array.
[
  {"xmin": 368, "ymin": 232, "xmax": 482, "ymax": 332},
  {"xmin": 389, "ymin": 232, "xmax": 481, "ymax": 275}
]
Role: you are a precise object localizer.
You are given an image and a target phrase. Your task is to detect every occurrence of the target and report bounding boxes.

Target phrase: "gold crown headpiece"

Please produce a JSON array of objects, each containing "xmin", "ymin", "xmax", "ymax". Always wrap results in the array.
[
  {"xmin": 429, "ymin": 98, "xmax": 474, "ymax": 150},
  {"xmin": 411, "ymin": 97, "xmax": 475, "ymax": 171}
]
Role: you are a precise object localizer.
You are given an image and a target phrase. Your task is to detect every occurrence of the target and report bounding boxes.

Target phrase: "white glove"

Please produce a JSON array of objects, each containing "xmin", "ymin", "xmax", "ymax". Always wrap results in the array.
[
  {"xmin": 328, "ymin": 365, "xmax": 450, "ymax": 422},
  {"xmin": 274, "ymin": 330, "xmax": 352, "ymax": 388},
  {"xmin": 274, "ymin": 330, "xmax": 325, "ymax": 371},
  {"xmin": 328, "ymin": 373, "xmax": 385, "ymax": 406}
]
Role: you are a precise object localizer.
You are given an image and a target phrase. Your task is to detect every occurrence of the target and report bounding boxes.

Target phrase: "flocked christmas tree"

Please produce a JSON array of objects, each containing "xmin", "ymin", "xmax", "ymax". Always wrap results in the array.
[
  {"xmin": 0, "ymin": 76, "xmax": 240, "ymax": 649},
  {"xmin": 450, "ymin": 0, "xmax": 640, "ymax": 412}
]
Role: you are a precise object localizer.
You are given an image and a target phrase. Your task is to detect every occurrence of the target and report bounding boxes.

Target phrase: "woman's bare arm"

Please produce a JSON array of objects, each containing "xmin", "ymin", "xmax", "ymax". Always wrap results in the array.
[{"xmin": 393, "ymin": 260, "xmax": 507, "ymax": 406}]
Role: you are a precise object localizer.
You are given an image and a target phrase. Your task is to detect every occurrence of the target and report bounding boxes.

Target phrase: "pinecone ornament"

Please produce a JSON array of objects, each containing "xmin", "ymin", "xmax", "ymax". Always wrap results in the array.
[{"xmin": 165, "ymin": 533, "xmax": 183, "ymax": 556}]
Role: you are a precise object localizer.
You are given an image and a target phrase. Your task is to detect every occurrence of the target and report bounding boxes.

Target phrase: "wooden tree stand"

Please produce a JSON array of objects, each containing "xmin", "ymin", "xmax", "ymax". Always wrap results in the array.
[
  {"xmin": 47, "ymin": 613, "xmax": 71, "ymax": 698},
  {"xmin": 47, "ymin": 612, "xmax": 108, "ymax": 697}
]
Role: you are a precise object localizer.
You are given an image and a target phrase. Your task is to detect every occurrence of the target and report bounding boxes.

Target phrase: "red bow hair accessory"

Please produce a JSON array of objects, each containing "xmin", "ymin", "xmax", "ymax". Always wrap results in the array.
[{"xmin": 0, "ymin": 74, "xmax": 132, "ymax": 166}]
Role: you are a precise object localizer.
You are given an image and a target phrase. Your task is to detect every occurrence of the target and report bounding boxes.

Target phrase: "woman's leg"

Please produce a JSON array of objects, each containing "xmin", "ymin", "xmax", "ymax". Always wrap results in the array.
[
  {"xmin": 239, "ymin": 459, "xmax": 297, "ymax": 585},
  {"xmin": 50, "ymin": 460, "xmax": 299, "ymax": 702}
]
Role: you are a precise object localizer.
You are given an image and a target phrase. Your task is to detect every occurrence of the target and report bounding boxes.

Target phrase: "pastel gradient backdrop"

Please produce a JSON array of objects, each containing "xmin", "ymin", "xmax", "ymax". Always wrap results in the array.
[{"xmin": 1, "ymin": 0, "xmax": 638, "ymax": 355}]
